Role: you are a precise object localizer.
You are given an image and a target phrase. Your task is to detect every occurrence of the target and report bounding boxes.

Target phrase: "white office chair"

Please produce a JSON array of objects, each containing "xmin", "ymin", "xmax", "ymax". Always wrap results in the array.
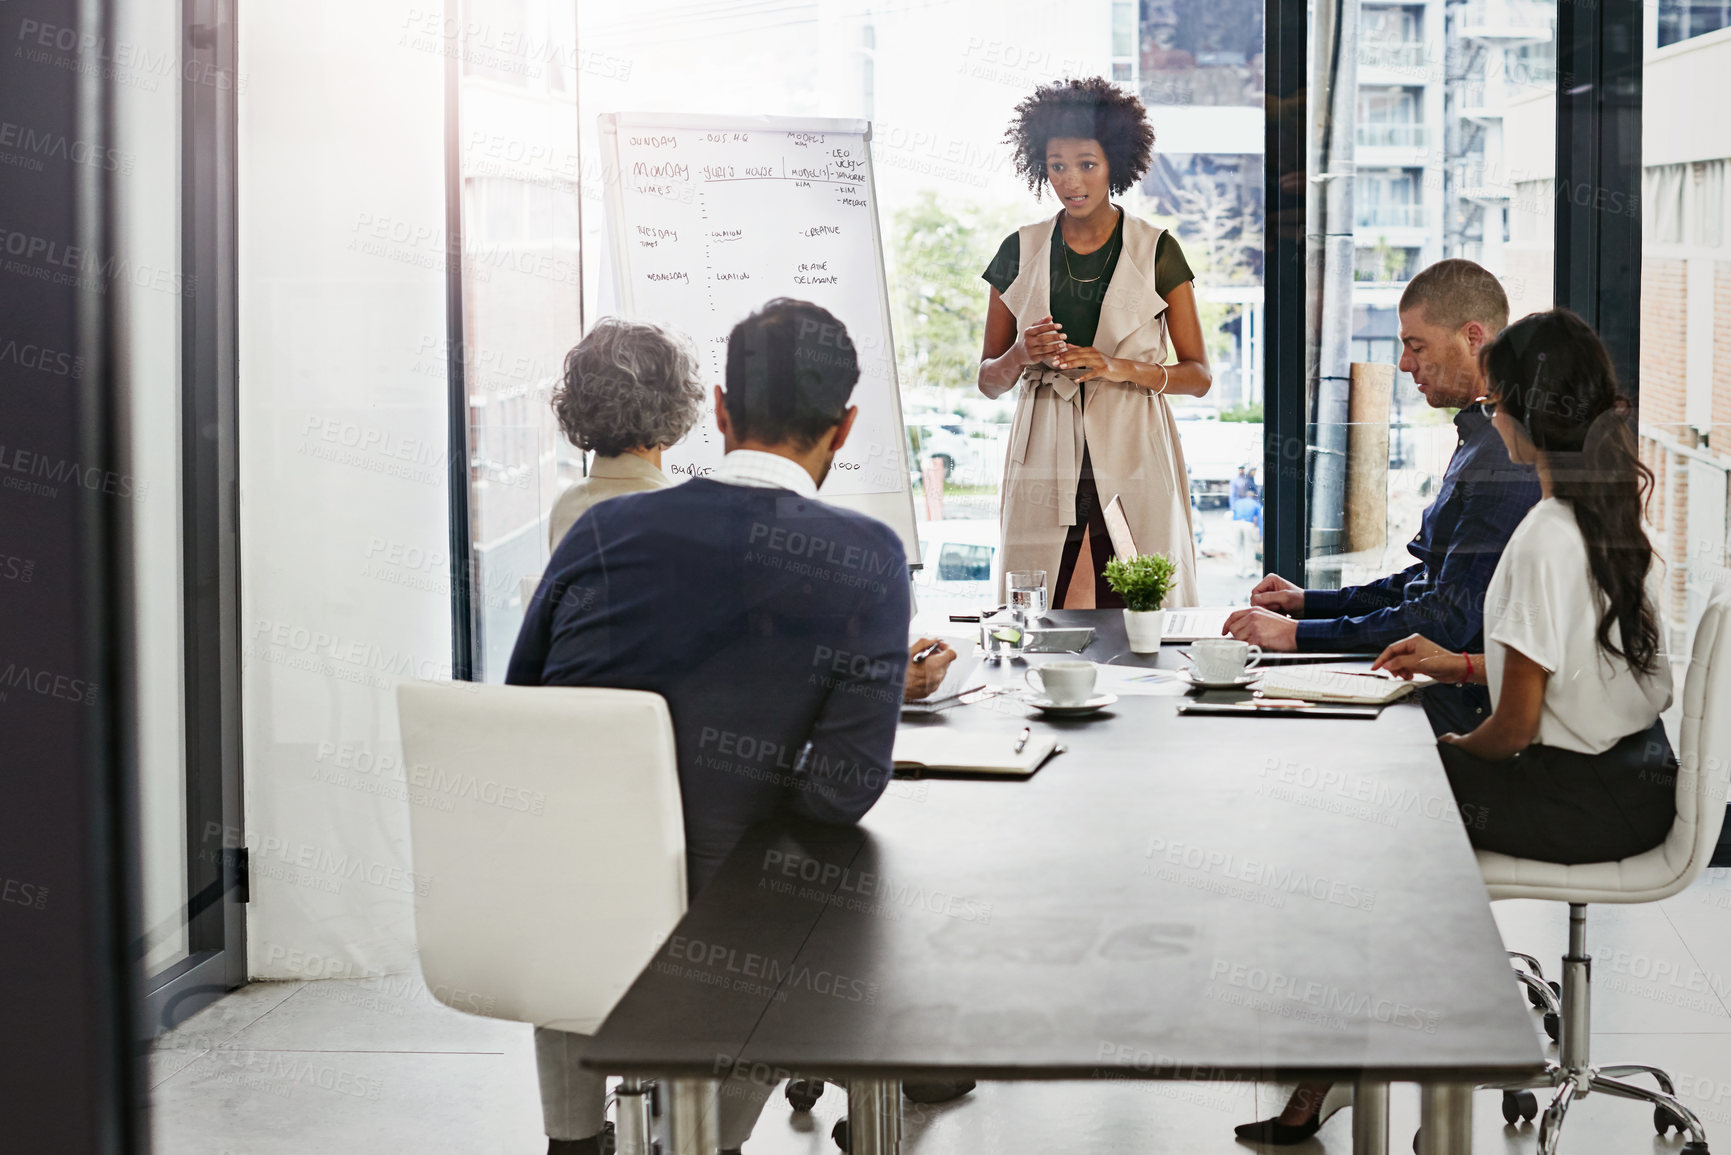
[
  {"xmin": 1477, "ymin": 593, "xmax": 1731, "ymax": 1155},
  {"xmin": 396, "ymin": 681, "xmax": 688, "ymax": 1155}
]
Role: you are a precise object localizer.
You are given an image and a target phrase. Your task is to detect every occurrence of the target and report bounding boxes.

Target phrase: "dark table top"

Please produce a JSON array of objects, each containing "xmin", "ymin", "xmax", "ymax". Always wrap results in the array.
[{"xmin": 586, "ymin": 610, "xmax": 1545, "ymax": 1084}]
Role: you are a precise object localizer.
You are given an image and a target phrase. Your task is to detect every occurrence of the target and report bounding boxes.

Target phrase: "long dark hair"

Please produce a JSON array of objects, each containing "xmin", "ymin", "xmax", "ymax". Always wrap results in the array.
[{"xmin": 1480, "ymin": 310, "xmax": 1661, "ymax": 674}]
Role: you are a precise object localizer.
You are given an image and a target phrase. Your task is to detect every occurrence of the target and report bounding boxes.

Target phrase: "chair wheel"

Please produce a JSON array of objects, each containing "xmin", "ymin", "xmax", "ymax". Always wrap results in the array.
[
  {"xmin": 786, "ymin": 1078, "xmax": 825, "ymax": 1112},
  {"xmin": 1502, "ymin": 1089, "xmax": 1539, "ymax": 1124},
  {"xmin": 1680, "ymin": 1143, "xmax": 1710, "ymax": 1154},
  {"xmin": 1526, "ymin": 984, "xmax": 1547, "ymax": 1008},
  {"xmin": 1543, "ymin": 1011, "xmax": 1559, "ymax": 1042},
  {"xmin": 1412, "ymin": 1126, "xmax": 1421, "ymax": 1153},
  {"xmin": 1657, "ymin": 1105, "xmax": 1686, "ymax": 1134},
  {"xmin": 598, "ymin": 1121, "xmax": 616, "ymax": 1155},
  {"xmin": 832, "ymin": 1117, "xmax": 850, "ymax": 1152}
]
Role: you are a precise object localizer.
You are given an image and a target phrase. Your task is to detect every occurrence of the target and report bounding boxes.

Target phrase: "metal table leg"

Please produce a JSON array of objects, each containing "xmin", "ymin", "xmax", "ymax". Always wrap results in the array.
[
  {"xmin": 614, "ymin": 1078, "xmax": 654, "ymax": 1155},
  {"xmin": 664, "ymin": 1077, "xmax": 719, "ymax": 1155},
  {"xmin": 1419, "ymin": 1083, "xmax": 1473, "ymax": 1155},
  {"xmin": 846, "ymin": 1078, "xmax": 903, "ymax": 1155},
  {"xmin": 1352, "ymin": 1078, "xmax": 1389, "ymax": 1155}
]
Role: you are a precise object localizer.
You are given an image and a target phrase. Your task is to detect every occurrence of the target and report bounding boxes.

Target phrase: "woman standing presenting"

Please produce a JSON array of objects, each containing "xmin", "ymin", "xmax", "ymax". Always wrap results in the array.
[{"xmin": 979, "ymin": 77, "xmax": 1211, "ymax": 609}]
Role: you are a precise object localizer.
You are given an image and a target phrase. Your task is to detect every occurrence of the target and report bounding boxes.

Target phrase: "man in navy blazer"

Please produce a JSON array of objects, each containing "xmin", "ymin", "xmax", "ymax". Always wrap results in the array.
[
  {"xmin": 507, "ymin": 298, "xmax": 909, "ymax": 1155},
  {"xmin": 1223, "ymin": 260, "xmax": 1540, "ymax": 736}
]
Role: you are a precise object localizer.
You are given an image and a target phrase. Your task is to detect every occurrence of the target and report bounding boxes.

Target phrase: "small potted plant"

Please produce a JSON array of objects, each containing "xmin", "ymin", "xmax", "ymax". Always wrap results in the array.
[{"xmin": 1103, "ymin": 553, "xmax": 1176, "ymax": 653}]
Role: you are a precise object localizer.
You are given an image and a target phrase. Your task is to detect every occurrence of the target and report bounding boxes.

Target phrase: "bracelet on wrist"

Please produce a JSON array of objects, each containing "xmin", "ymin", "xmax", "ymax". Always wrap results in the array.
[{"xmin": 1461, "ymin": 652, "xmax": 1473, "ymax": 682}]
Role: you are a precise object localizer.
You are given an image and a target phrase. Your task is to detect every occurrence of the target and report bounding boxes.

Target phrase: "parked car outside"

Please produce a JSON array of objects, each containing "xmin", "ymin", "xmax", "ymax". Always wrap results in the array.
[{"xmin": 912, "ymin": 517, "xmax": 999, "ymax": 620}]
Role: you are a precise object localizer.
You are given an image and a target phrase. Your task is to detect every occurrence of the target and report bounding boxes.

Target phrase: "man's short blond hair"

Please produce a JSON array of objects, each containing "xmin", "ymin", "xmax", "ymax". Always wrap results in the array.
[{"xmin": 1398, "ymin": 259, "xmax": 1509, "ymax": 335}]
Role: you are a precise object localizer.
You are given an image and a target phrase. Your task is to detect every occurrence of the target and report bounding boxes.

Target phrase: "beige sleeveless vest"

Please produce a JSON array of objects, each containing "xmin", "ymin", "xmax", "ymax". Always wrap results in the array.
[{"xmin": 996, "ymin": 209, "xmax": 1199, "ymax": 608}]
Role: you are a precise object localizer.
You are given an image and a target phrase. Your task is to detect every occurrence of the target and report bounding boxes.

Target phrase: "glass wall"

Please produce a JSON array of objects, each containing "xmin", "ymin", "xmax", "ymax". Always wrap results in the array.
[
  {"xmin": 1305, "ymin": 0, "xmax": 1556, "ymax": 590},
  {"xmin": 1138, "ymin": 0, "xmax": 1268, "ymax": 605},
  {"xmin": 557, "ymin": 0, "xmax": 1269, "ymax": 621},
  {"xmin": 457, "ymin": 0, "xmax": 584, "ymax": 680}
]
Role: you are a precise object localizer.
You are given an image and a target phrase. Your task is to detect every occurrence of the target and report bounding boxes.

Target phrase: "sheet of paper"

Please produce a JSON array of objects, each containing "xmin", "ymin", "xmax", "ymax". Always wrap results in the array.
[
  {"xmin": 1161, "ymin": 607, "xmax": 1238, "ymax": 641},
  {"xmin": 1092, "ymin": 663, "xmax": 1188, "ymax": 696}
]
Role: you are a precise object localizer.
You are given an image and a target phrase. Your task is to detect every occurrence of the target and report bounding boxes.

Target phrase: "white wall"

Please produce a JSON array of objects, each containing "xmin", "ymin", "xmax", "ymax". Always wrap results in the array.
[
  {"xmin": 1646, "ymin": 27, "xmax": 1731, "ymax": 167},
  {"xmin": 239, "ymin": 0, "xmax": 452, "ymax": 979}
]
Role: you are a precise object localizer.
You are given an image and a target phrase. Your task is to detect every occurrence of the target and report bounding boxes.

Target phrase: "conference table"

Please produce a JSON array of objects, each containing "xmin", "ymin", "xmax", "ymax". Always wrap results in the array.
[{"xmin": 585, "ymin": 610, "xmax": 1546, "ymax": 1155}]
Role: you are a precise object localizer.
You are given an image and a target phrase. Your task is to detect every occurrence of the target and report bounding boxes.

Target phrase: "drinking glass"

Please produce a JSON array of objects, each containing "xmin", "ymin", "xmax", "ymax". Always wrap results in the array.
[{"xmin": 1007, "ymin": 570, "xmax": 1048, "ymax": 624}]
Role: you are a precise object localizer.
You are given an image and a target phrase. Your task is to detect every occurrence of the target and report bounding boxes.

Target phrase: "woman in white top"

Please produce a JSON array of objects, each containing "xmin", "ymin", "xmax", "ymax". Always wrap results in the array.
[
  {"xmin": 1375, "ymin": 308, "xmax": 1677, "ymax": 863},
  {"xmin": 1233, "ymin": 310, "xmax": 1678, "ymax": 1149}
]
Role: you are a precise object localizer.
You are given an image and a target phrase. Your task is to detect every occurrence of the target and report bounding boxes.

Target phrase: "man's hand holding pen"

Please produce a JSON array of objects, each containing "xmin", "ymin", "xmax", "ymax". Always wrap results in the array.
[{"xmin": 904, "ymin": 638, "xmax": 957, "ymax": 701}]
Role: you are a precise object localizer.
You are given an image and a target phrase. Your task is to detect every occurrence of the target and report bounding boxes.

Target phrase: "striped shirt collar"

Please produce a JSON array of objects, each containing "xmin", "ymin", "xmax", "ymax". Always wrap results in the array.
[{"xmin": 713, "ymin": 449, "xmax": 819, "ymax": 498}]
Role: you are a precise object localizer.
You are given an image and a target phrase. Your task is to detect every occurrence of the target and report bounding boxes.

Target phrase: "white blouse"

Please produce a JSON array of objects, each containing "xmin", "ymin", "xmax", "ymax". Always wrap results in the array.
[{"xmin": 1483, "ymin": 498, "xmax": 1672, "ymax": 754}]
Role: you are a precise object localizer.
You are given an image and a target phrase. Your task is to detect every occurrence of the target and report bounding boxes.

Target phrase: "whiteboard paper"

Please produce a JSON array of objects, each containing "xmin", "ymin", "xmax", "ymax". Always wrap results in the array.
[{"xmin": 599, "ymin": 113, "xmax": 920, "ymax": 561}]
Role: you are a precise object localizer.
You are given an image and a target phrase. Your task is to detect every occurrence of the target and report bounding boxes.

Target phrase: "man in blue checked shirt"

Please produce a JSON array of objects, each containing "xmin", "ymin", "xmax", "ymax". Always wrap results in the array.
[{"xmin": 1224, "ymin": 260, "xmax": 1540, "ymax": 734}]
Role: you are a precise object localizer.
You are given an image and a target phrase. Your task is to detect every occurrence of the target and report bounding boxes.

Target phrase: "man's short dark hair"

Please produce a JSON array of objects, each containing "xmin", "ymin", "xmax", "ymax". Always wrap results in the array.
[
  {"xmin": 1399, "ymin": 258, "xmax": 1509, "ymax": 334},
  {"xmin": 723, "ymin": 299, "xmax": 861, "ymax": 449}
]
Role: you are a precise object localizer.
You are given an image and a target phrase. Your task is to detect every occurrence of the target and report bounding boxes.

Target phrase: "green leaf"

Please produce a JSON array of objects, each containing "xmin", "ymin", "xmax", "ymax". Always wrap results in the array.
[{"xmin": 1102, "ymin": 552, "xmax": 1177, "ymax": 612}]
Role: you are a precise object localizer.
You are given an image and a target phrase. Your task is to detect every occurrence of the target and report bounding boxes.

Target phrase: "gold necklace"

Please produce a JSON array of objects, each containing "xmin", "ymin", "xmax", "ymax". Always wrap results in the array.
[{"xmin": 1062, "ymin": 227, "xmax": 1118, "ymax": 284}]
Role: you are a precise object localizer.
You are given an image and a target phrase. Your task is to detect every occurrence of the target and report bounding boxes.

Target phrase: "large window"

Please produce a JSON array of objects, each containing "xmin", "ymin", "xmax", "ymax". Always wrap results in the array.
[
  {"xmin": 1659, "ymin": 0, "xmax": 1731, "ymax": 46},
  {"xmin": 559, "ymin": 0, "xmax": 1267, "ymax": 618},
  {"xmin": 1302, "ymin": 0, "xmax": 1557, "ymax": 589},
  {"xmin": 457, "ymin": 0, "xmax": 584, "ymax": 680}
]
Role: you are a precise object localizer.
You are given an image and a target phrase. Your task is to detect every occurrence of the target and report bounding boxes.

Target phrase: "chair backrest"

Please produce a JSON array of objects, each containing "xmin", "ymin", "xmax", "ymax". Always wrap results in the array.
[
  {"xmin": 1667, "ymin": 591, "xmax": 1731, "ymax": 883},
  {"xmin": 396, "ymin": 681, "xmax": 687, "ymax": 1034},
  {"xmin": 1480, "ymin": 590, "xmax": 1731, "ymax": 901}
]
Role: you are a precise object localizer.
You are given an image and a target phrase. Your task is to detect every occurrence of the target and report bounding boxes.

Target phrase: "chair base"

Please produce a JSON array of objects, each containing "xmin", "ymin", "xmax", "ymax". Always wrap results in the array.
[
  {"xmin": 1489, "ymin": 1063, "xmax": 1711, "ymax": 1155},
  {"xmin": 1494, "ymin": 907, "xmax": 1711, "ymax": 1155}
]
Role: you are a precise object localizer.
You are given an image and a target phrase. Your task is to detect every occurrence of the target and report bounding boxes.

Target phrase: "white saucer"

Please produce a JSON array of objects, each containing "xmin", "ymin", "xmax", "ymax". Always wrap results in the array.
[
  {"xmin": 1019, "ymin": 691, "xmax": 1118, "ymax": 717},
  {"xmin": 1182, "ymin": 669, "xmax": 1263, "ymax": 690}
]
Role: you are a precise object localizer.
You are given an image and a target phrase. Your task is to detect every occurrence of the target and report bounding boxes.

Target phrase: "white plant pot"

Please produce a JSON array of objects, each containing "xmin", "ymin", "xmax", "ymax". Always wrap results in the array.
[{"xmin": 1123, "ymin": 608, "xmax": 1165, "ymax": 653}]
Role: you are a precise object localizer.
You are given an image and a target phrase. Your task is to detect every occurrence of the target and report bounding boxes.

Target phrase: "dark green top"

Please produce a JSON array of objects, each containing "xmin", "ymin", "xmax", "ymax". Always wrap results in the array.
[{"xmin": 980, "ymin": 212, "xmax": 1194, "ymax": 348}]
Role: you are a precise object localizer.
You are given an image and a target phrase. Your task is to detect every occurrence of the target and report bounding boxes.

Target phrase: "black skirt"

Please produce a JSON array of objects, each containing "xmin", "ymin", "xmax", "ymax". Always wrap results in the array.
[
  {"xmin": 1051, "ymin": 443, "xmax": 1124, "ymax": 609},
  {"xmin": 1437, "ymin": 718, "xmax": 1678, "ymax": 864}
]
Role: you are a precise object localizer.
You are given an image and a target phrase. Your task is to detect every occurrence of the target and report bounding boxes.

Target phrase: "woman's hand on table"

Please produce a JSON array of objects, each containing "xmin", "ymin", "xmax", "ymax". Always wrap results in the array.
[{"xmin": 1372, "ymin": 634, "xmax": 1470, "ymax": 683}]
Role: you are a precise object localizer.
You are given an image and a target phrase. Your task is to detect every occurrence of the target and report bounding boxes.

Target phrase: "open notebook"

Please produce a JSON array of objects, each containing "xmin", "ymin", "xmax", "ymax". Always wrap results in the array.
[
  {"xmin": 902, "ymin": 649, "xmax": 985, "ymax": 713},
  {"xmin": 892, "ymin": 727, "xmax": 1058, "ymax": 776},
  {"xmin": 1256, "ymin": 665, "xmax": 1431, "ymax": 705}
]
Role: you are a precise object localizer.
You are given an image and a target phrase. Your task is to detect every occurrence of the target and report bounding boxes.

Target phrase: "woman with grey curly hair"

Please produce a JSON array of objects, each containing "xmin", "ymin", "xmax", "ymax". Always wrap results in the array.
[{"xmin": 547, "ymin": 317, "xmax": 705, "ymax": 548}]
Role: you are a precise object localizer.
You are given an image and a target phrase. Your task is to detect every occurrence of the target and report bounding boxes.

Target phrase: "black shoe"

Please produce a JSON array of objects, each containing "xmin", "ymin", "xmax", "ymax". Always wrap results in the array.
[
  {"xmin": 1234, "ymin": 1085, "xmax": 1350, "ymax": 1146},
  {"xmin": 902, "ymin": 1077, "xmax": 976, "ymax": 1104},
  {"xmin": 1232, "ymin": 1116, "xmax": 1325, "ymax": 1146}
]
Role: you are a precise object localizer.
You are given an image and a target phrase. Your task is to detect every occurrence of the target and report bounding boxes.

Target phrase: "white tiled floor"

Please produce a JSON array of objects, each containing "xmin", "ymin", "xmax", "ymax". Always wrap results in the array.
[{"xmin": 152, "ymin": 870, "xmax": 1731, "ymax": 1155}]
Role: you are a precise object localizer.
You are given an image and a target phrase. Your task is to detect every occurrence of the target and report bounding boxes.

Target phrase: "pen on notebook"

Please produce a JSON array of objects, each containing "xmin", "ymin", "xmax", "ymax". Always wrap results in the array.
[
  {"xmin": 912, "ymin": 640, "xmax": 945, "ymax": 664},
  {"xmin": 1014, "ymin": 727, "xmax": 1031, "ymax": 754}
]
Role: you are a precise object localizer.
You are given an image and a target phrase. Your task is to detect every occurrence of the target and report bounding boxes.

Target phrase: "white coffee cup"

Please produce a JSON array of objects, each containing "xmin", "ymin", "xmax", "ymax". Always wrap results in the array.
[
  {"xmin": 1025, "ymin": 660, "xmax": 1097, "ymax": 706},
  {"xmin": 1191, "ymin": 638, "xmax": 1262, "ymax": 683}
]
